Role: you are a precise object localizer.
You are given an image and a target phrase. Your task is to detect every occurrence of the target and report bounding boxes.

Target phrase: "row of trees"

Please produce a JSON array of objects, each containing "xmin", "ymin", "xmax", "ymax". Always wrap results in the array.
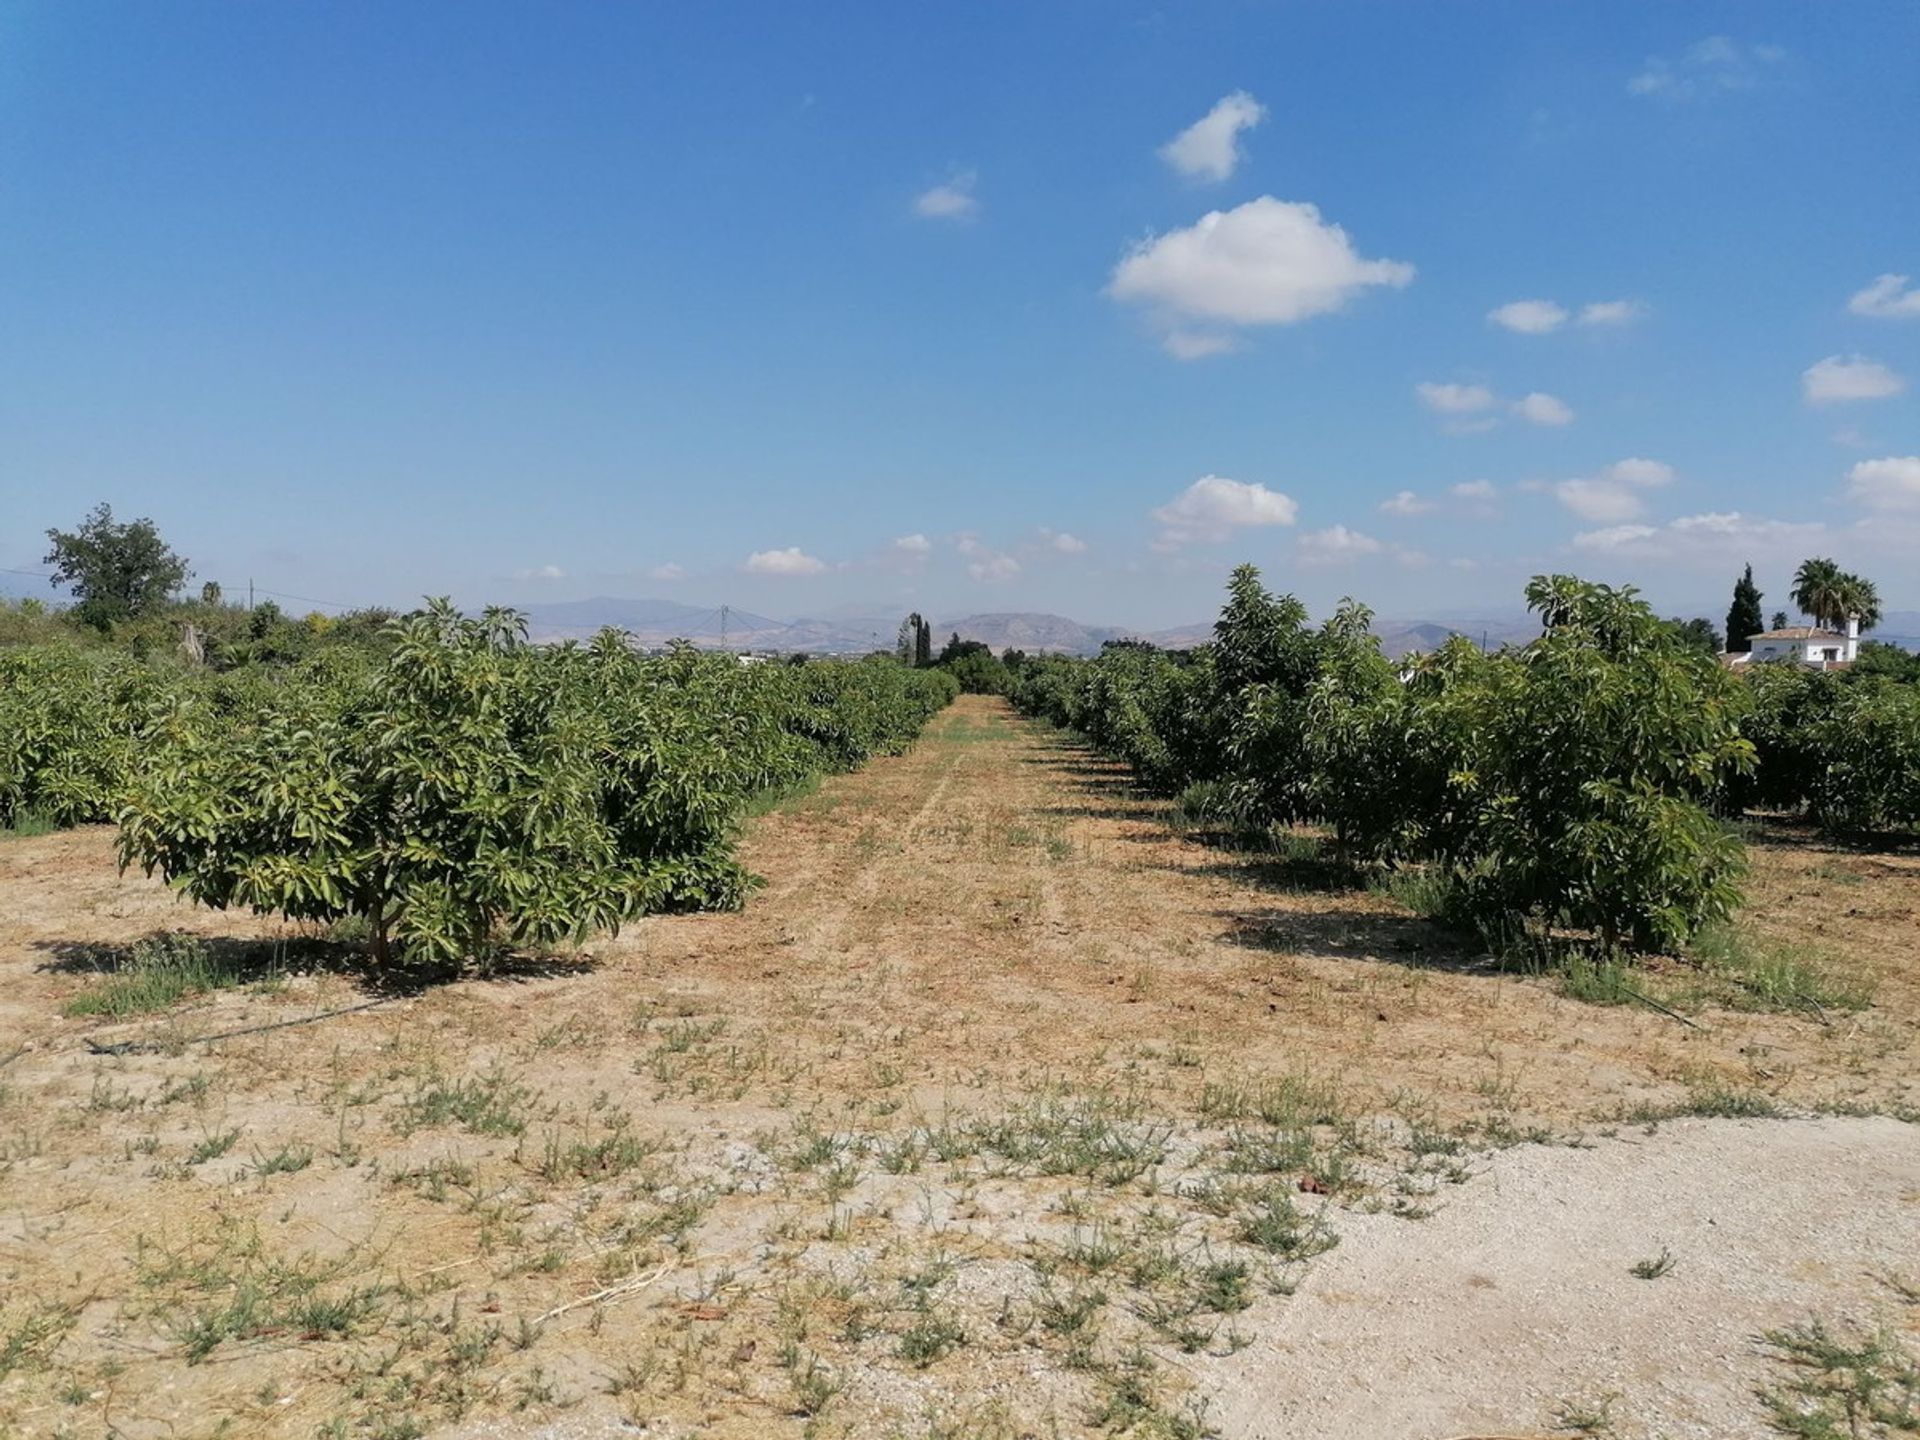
[
  {"xmin": 5, "ymin": 606, "xmax": 958, "ymax": 964},
  {"xmin": 1012, "ymin": 566, "xmax": 1918, "ymax": 958}
]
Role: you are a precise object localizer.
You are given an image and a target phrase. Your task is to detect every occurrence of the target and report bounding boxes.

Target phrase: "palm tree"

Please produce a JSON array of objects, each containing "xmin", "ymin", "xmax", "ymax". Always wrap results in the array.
[
  {"xmin": 1833, "ymin": 571, "xmax": 1881, "ymax": 634},
  {"xmin": 1791, "ymin": 558, "xmax": 1846, "ymax": 630}
]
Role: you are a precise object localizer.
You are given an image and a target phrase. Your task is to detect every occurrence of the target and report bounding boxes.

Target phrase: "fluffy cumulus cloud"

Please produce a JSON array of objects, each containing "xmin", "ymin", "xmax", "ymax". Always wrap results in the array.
[
  {"xmin": 1629, "ymin": 36, "xmax": 1786, "ymax": 101},
  {"xmin": 646, "ymin": 562, "xmax": 686, "ymax": 582},
  {"xmin": 1377, "ymin": 490, "xmax": 1435, "ymax": 517},
  {"xmin": 1450, "ymin": 479, "xmax": 1498, "ymax": 501},
  {"xmin": 1579, "ymin": 299, "xmax": 1646, "ymax": 327},
  {"xmin": 1550, "ymin": 458, "xmax": 1673, "ymax": 522},
  {"xmin": 1415, "ymin": 381, "xmax": 1498, "ymax": 414},
  {"xmin": 1846, "ymin": 456, "xmax": 1920, "ymax": 512},
  {"xmin": 1848, "ymin": 274, "xmax": 1920, "ymax": 319},
  {"xmin": 1512, "ymin": 391, "xmax": 1575, "ymax": 426},
  {"xmin": 744, "ymin": 546, "xmax": 827, "ymax": 576},
  {"xmin": 1108, "ymin": 198, "xmax": 1413, "ymax": 351},
  {"xmin": 891, "ymin": 533, "xmax": 932, "ymax": 555},
  {"xmin": 913, "ymin": 170, "xmax": 978, "ymax": 220},
  {"xmin": 1418, "ymin": 383, "xmax": 1570, "ymax": 433},
  {"xmin": 1151, "ymin": 475, "xmax": 1299, "ymax": 548},
  {"xmin": 1803, "ymin": 354, "xmax": 1905, "ymax": 404},
  {"xmin": 1158, "ymin": 91, "xmax": 1267, "ymax": 182},
  {"xmin": 512, "ymin": 564, "xmax": 566, "ymax": 581},
  {"xmin": 1488, "ymin": 299, "xmax": 1568, "ymax": 334}
]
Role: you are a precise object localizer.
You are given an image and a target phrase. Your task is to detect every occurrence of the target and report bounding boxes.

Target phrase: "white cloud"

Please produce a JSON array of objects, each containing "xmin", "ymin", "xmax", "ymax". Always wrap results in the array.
[
  {"xmin": 1415, "ymin": 381, "xmax": 1498, "ymax": 414},
  {"xmin": 1603, "ymin": 457, "xmax": 1675, "ymax": 487},
  {"xmin": 1574, "ymin": 510, "xmax": 1824, "ymax": 558},
  {"xmin": 1555, "ymin": 480, "xmax": 1646, "ymax": 523},
  {"xmin": 513, "ymin": 564, "xmax": 566, "ymax": 581},
  {"xmin": 968, "ymin": 553, "xmax": 1021, "ymax": 583},
  {"xmin": 1846, "ymin": 456, "xmax": 1920, "ymax": 512},
  {"xmin": 879, "ymin": 534, "xmax": 933, "ymax": 572},
  {"xmin": 744, "ymin": 546, "xmax": 827, "ymax": 576},
  {"xmin": 646, "ymin": 562, "xmax": 686, "ymax": 582},
  {"xmin": 1550, "ymin": 458, "xmax": 1673, "ymax": 521},
  {"xmin": 1848, "ymin": 274, "xmax": 1920, "ymax": 319},
  {"xmin": 1450, "ymin": 479, "xmax": 1498, "ymax": 501},
  {"xmin": 1151, "ymin": 474, "xmax": 1299, "ymax": 548},
  {"xmin": 1158, "ymin": 91, "xmax": 1267, "ymax": 182},
  {"xmin": 949, "ymin": 532, "xmax": 1021, "ymax": 580},
  {"xmin": 1571, "ymin": 524, "xmax": 1659, "ymax": 551},
  {"xmin": 1488, "ymin": 299, "xmax": 1568, "ymax": 334},
  {"xmin": 1578, "ymin": 299, "xmax": 1646, "ymax": 327},
  {"xmin": 913, "ymin": 171, "xmax": 978, "ymax": 220},
  {"xmin": 1108, "ymin": 197, "xmax": 1413, "ymax": 341},
  {"xmin": 1629, "ymin": 37, "xmax": 1786, "ymax": 101},
  {"xmin": 1803, "ymin": 354, "xmax": 1905, "ymax": 404},
  {"xmin": 1295, "ymin": 525, "xmax": 1385, "ymax": 565},
  {"xmin": 1162, "ymin": 329, "xmax": 1240, "ymax": 361},
  {"xmin": 1513, "ymin": 391, "xmax": 1575, "ymax": 426},
  {"xmin": 1378, "ymin": 490, "xmax": 1435, "ymax": 517},
  {"xmin": 1039, "ymin": 528, "xmax": 1088, "ymax": 554}
]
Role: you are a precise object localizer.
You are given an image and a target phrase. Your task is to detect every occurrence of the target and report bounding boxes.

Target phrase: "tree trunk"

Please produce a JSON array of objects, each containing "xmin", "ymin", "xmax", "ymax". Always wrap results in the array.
[{"xmin": 369, "ymin": 902, "xmax": 390, "ymax": 966}]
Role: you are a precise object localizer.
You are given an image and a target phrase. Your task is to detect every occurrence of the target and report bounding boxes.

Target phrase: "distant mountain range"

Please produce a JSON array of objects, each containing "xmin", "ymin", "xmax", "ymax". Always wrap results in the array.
[
  {"xmin": 521, "ymin": 596, "xmax": 1555, "ymax": 658},
  {"xmin": 6, "ymin": 577, "xmax": 1910, "ymax": 658}
]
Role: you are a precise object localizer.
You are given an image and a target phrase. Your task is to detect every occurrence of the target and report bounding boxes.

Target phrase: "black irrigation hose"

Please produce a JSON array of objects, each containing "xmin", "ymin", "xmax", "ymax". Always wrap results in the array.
[{"xmin": 83, "ymin": 997, "xmax": 396, "ymax": 1056}]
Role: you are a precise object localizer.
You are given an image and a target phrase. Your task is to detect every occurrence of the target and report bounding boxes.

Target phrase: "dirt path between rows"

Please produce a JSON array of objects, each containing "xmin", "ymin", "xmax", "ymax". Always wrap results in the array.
[{"xmin": 1, "ymin": 695, "xmax": 1916, "ymax": 1438}]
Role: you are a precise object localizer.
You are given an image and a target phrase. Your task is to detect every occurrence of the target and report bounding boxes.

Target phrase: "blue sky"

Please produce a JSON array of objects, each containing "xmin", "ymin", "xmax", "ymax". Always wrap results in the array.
[{"xmin": 3, "ymin": 2, "xmax": 1918, "ymax": 629}]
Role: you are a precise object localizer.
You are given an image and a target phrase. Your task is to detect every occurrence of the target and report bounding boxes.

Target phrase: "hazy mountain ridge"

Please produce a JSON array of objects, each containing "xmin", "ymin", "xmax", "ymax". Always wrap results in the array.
[{"xmin": 520, "ymin": 598, "xmax": 1555, "ymax": 657}]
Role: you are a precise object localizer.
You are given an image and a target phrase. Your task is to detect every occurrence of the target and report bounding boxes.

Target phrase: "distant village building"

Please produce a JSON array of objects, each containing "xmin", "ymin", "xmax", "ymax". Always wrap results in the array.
[{"xmin": 1724, "ymin": 618, "xmax": 1859, "ymax": 669}]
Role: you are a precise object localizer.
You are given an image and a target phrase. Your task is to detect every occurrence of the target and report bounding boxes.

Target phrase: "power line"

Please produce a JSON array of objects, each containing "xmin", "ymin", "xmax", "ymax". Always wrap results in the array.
[{"xmin": 250, "ymin": 586, "xmax": 357, "ymax": 613}]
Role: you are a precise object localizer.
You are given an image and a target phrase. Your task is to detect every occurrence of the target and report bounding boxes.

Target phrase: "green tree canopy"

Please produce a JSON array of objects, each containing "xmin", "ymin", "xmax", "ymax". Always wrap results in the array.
[
  {"xmin": 43, "ymin": 503, "xmax": 191, "ymax": 629},
  {"xmin": 1665, "ymin": 616, "xmax": 1723, "ymax": 656}
]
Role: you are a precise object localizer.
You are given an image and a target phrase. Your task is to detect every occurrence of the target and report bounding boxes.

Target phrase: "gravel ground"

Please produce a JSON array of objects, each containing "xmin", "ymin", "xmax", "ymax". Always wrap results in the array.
[
  {"xmin": 1200, "ymin": 1115, "xmax": 1920, "ymax": 1439},
  {"xmin": 438, "ymin": 1117, "xmax": 1920, "ymax": 1440}
]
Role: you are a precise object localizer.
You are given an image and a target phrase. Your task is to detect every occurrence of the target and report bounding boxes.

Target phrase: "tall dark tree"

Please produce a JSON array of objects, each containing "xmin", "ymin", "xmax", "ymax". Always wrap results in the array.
[
  {"xmin": 916, "ymin": 618, "xmax": 931, "ymax": 668},
  {"xmin": 43, "ymin": 503, "xmax": 191, "ymax": 629},
  {"xmin": 1725, "ymin": 565, "xmax": 1764, "ymax": 653}
]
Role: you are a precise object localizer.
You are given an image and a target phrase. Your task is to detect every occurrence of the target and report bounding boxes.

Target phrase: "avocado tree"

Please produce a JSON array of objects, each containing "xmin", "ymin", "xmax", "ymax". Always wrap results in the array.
[{"xmin": 116, "ymin": 601, "xmax": 957, "ymax": 966}]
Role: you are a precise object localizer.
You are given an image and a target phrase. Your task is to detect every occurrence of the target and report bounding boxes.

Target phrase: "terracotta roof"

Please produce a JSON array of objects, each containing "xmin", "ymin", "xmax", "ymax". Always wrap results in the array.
[{"xmin": 1747, "ymin": 626, "xmax": 1846, "ymax": 641}]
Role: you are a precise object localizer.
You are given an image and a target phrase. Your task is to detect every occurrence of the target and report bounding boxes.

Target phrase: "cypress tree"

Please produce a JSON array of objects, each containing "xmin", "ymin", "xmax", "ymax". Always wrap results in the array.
[{"xmin": 1725, "ymin": 564, "xmax": 1764, "ymax": 653}]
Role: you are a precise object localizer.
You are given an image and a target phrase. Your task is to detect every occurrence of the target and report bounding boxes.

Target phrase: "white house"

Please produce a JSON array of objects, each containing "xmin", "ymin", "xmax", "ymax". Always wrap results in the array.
[{"xmin": 1725, "ymin": 618, "xmax": 1859, "ymax": 668}]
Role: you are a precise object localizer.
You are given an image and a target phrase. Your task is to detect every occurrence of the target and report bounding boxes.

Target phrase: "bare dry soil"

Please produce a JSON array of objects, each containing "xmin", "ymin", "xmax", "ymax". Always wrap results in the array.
[{"xmin": 2, "ymin": 696, "xmax": 1916, "ymax": 1439}]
